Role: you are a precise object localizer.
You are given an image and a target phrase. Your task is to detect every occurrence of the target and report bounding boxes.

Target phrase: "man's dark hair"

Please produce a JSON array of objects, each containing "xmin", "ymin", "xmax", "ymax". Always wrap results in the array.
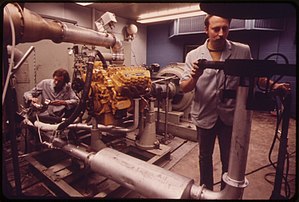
[
  {"xmin": 204, "ymin": 14, "xmax": 232, "ymax": 28},
  {"xmin": 53, "ymin": 68, "xmax": 70, "ymax": 83}
]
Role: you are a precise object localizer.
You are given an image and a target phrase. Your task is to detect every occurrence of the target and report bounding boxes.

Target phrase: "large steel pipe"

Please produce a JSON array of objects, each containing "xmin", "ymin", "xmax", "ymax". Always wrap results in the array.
[
  {"xmin": 4, "ymin": 3, "xmax": 63, "ymax": 44},
  {"xmin": 45, "ymin": 135, "xmax": 203, "ymax": 199},
  {"xmin": 62, "ymin": 23, "xmax": 119, "ymax": 50},
  {"xmin": 89, "ymin": 147, "xmax": 194, "ymax": 198},
  {"xmin": 4, "ymin": 3, "xmax": 121, "ymax": 54},
  {"xmin": 200, "ymin": 85, "xmax": 252, "ymax": 199}
]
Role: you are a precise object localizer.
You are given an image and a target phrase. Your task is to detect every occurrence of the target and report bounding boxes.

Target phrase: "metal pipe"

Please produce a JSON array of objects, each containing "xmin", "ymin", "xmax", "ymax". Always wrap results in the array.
[
  {"xmin": 4, "ymin": 3, "xmax": 63, "ymax": 44},
  {"xmin": 3, "ymin": 3, "xmax": 122, "ymax": 55},
  {"xmin": 33, "ymin": 85, "xmax": 255, "ymax": 199},
  {"xmin": 62, "ymin": 23, "xmax": 117, "ymax": 50},
  {"xmin": 67, "ymin": 98, "xmax": 140, "ymax": 133},
  {"xmin": 101, "ymin": 52, "xmax": 124, "ymax": 63},
  {"xmin": 89, "ymin": 147, "xmax": 194, "ymax": 198},
  {"xmin": 34, "ymin": 121, "xmax": 59, "ymax": 131},
  {"xmin": 3, "ymin": 5, "xmax": 16, "ymax": 106},
  {"xmin": 61, "ymin": 144, "xmax": 94, "ymax": 164},
  {"xmin": 33, "ymin": 98, "xmax": 139, "ymax": 133},
  {"xmin": 42, "ymin": 134, "xmax": 201, "ymax": 199},
  {"xmin": 3, "ymin": 42, "xmax": 22, "ymax": 196},
  {"xmin": 11, "ymin": 46, "xmax": 35, "ymax": 75},
  {"xmin": 164, "ymin": 80, "xmax": 169, "ymax": 136},
  {"xmin": 199, "ymin": 85, "xmax": 252, "ymax": 199},
  {"xmin": 135, "ymin": 98, "xmax": 158, "ymax": 149},
  {"xmin": 7, "ymin": 45, "xmax": 24, "ymax": 64}
]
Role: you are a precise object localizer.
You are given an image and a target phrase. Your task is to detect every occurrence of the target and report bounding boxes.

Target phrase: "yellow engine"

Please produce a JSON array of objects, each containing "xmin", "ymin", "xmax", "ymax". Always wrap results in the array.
[{"xmin": 78, "ymin": 61, "xmax": 151, "ymax": 125}]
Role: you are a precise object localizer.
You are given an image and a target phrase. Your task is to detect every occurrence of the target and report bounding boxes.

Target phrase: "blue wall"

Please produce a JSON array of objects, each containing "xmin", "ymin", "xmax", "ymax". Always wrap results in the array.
[{"xmin": 146, "ymin": 16, "xmax": 296, "ymax": 118}]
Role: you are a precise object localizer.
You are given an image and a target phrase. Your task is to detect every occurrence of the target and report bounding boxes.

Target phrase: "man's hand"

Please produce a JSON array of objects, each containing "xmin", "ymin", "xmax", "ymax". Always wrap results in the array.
[
  {"xmin": 273, "ymin": 82, "xmax": 291, "ymax": 92},
  {"xmin": 258, "ymin": 78, "xmax": 291, "ymax": 95},
  {"xmin": 50, "ymin": 100, "xmax": 67, "ymax": 106},
  {"xmin": 191, "ymin": 61, "xmax": 204, "ymax": 80},
  {"xmin": 30, "ymin": 97, "xmax": 39, "ymax": 103},
  {"xmin": 272, "ymin": 82, "xmax": 291, "ymax": 97}
]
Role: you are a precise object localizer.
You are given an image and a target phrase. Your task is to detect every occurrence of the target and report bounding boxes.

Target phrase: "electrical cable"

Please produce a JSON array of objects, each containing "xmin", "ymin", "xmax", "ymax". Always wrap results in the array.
[
  {"xmin": 253, "ymin": 52, "xmax": 293, "ymax": 198},
  {"xmin": 266, "ymin": 93, "xmax": 294, "ymax": 198},
  {"xmin": 213, "ymin": 97, "xmax": 295, "ymax": 198},
  {"xmin": 268, "ymin": 96, "xmax": 283, "ymax": 169},
  {"xmin": 2, "ymin": 6, "xmax": 16, "ymax": 106}
]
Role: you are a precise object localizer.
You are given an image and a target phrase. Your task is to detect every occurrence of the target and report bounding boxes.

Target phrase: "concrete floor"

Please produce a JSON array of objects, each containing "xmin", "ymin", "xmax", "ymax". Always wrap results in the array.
[{"xmin": 169, "ymin": 111, "xmax": 297, "ymax": 200}]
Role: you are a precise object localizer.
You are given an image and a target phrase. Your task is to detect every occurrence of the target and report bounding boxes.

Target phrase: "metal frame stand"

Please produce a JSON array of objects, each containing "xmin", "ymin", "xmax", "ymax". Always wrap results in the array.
[{"xmin": 270, "ymin": 93, "xmax": 292, "ymax": 199}]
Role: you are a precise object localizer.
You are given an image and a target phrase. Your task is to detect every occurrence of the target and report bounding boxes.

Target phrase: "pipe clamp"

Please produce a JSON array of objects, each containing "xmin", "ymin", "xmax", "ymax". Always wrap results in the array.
[{"xmin": 222, "ymin": 172, "xmax": 249, "ymax": 188}]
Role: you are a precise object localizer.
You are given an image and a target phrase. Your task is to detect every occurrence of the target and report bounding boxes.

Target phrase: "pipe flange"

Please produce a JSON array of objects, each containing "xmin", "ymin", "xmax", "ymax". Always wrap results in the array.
[
  {"xmin": 14, "ymin": 3, "xmax": 25, "ymax": 39},
  {"xmin": 53, "ymin": 20, "xmax": 65, "ymax": 43},
  {"xmin": 190, "ymin": 184, "xmax": 205, "ymax": 199},
  {"xmin": 222, "ymin": 172, "xmax": 249, "ymax": 188}
]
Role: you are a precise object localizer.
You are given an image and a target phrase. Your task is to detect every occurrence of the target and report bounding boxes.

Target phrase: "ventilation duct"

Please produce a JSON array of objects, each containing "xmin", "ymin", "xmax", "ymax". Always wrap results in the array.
[{"xmin": 169, "ymin": 16, "xmax": 285, "ymax": 38}]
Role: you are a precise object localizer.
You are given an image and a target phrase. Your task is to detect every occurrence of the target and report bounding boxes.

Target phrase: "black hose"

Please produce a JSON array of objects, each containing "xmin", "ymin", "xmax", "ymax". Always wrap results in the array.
[
  {"xmin": 57, "ymin": 55, "xmax": 95, "ymax": 130},
  {"xmin": 96, "ymin": 50, "xmax": 108, "ymax": 69}
]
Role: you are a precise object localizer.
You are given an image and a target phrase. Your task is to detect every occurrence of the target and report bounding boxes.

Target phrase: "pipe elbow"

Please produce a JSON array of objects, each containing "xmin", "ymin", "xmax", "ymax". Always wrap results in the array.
[
  {"xmin": 112, "ymin": 36, "xmax": 123, "ymax": 54},
  {"xmin": 199, "ymin": 185, "xmax": 245, "ymax": 200},
  {"xmin": 7, "ymin": 45, "xmax": 24, "ymax": 63}
]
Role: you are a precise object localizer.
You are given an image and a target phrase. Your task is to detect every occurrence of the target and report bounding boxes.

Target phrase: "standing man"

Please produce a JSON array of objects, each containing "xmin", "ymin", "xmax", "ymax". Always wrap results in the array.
[
  {"xmin": 24, "ymin": 68, "xmax": 79, "ymax": 119},
  {"xmin": 180, "ymin": 14, "xmax": 290, "ymax": 191},
  {"xmin": 180, "ymin": 14, "xmax": 251, "ymax": 191}
]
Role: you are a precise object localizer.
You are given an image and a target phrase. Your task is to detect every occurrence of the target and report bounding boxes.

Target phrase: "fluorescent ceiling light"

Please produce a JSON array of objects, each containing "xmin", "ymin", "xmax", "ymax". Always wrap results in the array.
[
  {"xmin": 137, "ymin": 5, "xmax": 206, "ymax": 24},
  {"xmin": 76, "ymin": 2, "xmax": 93, "ymax": 6}
]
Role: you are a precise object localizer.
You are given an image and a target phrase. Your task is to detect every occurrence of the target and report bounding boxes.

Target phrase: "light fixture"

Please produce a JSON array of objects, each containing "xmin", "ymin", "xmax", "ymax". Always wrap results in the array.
[
  {"xmin": 137, "ymin": 5, "xmax": 206, "ymax": 24},
  {"xmin": 123, "ymin": 24, "xmax": 138, "ymax": 41},
  {"xmin": 75, "ymin": 2, "xmax": 93, "ymax": 6}
]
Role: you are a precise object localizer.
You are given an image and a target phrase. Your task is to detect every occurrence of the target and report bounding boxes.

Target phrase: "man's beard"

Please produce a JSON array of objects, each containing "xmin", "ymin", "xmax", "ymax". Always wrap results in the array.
[
  {"xmin": 54, "ymin": 85, "xmax": 63, "ymax": 93},
  {"xmin": 215, "ymin": 38, "xmax": 225, "ymax": 43}
]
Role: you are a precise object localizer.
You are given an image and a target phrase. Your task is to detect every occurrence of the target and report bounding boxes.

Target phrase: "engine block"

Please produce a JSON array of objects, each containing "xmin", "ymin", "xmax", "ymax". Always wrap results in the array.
[{"xmin": 73, "ymin": 59, "xmax": 151, "ymax": 125}]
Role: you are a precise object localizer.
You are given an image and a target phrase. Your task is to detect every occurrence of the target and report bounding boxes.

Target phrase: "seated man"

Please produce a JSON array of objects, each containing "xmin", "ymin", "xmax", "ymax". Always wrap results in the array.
[{"xmin": 24, "ymin": 68, "xmax": 79, "ymax": 121}]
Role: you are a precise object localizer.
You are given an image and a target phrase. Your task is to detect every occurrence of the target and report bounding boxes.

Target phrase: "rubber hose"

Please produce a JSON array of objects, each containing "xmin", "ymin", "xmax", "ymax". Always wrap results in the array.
[{"xmin": 57, "ymin": 55, "xmax": 95, "ymax": 130}]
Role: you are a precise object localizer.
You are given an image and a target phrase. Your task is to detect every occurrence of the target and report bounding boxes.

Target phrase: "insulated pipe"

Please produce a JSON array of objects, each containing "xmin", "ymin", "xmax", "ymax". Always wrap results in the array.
[
  {"xmin": 199, "ymin": 85, "xmax": 252, "ymax": 200},
  {"xmin": 33, "ymin": 98, "xmax": 140, "ymax": 133}
]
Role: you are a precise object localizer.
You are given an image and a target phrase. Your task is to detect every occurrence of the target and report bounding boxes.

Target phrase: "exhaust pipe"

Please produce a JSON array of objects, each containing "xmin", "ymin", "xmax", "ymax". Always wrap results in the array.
[
  {"xmin": 3, "ymin": 3, "xmax": 122, "ymax": 55},
  {"xmin": 34, "ymin": 86, "xmax": 252, "ymax": 199},
  {"xmin": 199, "ymin": 85, "xmax": 252, "ymax": 199},
  {"xmin": 47, "ymin": 135, "xmax": 199, "ymax": 199}
]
